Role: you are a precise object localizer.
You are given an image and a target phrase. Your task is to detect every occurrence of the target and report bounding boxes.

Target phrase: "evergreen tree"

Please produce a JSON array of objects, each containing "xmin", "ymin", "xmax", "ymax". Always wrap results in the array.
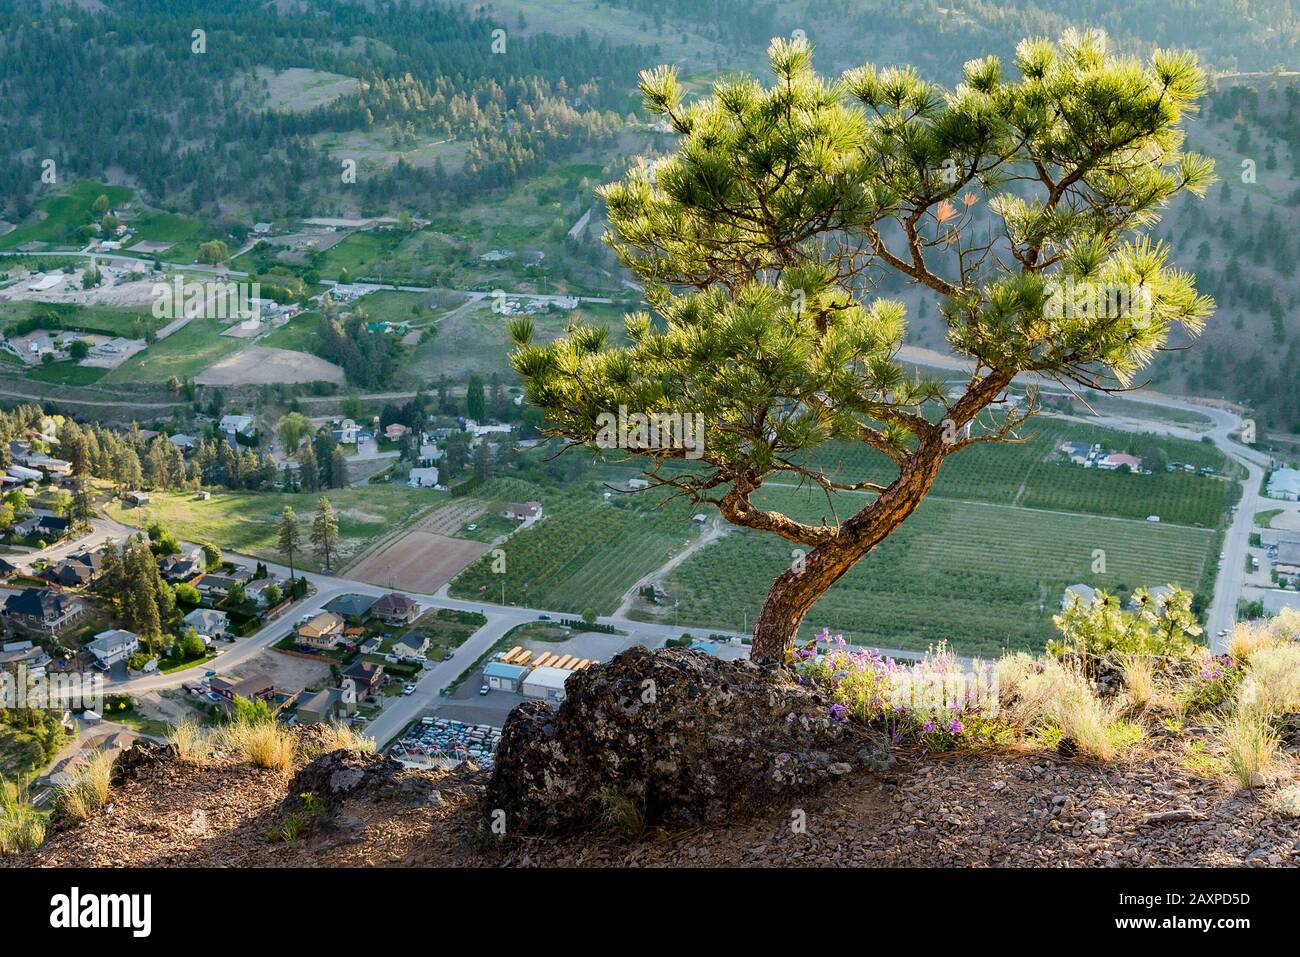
[
  {"xmin": 310, "ymin": 496, "xmax": 340, "ymax": 571},
  {"xmin": 511, "ymin": 34, "xmax": 1216, "ymax": 663},
  {"xmin": 277, "ymin": 506, "xmax": 301, "ymax": 579}
]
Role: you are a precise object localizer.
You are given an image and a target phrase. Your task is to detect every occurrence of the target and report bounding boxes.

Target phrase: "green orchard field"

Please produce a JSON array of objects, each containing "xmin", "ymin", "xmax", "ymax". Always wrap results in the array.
[
  {"xmin": 448, "ymin": 492, "xmax": 702, "ymax": 614},
  {"xmin": 654, "ymin": 490, "xmax": 1217, "ymax": 657}
]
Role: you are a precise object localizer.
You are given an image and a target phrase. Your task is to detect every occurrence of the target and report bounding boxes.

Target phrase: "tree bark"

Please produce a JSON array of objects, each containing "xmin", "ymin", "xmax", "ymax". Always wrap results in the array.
[
  {"xmin": 747, "ymin": 370, "xmax": 1016, "ymax": 663},
  {"xmin": 748, "ymin": 436, "xmax": 950, "ymax": 663}
]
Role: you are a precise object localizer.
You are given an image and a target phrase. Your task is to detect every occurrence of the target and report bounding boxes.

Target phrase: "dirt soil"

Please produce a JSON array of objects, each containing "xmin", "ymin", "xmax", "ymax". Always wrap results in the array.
[
  {"xmin": 194, "ymin": 344, "xmax": 345, "ymax": 386},
  {"xmin": 11, "ymin": 742, "xmax": 1299, "ymax": 868},
  {"xmin": 346, "ymin": 530, "xmax": 490, "ymax": 593}
]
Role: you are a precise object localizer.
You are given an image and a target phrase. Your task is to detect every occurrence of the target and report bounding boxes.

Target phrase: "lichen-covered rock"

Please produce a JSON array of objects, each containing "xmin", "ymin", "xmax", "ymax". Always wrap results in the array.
[{"xmin": 486, "ymin": 646, "xmax": 876, "ymax": 832}]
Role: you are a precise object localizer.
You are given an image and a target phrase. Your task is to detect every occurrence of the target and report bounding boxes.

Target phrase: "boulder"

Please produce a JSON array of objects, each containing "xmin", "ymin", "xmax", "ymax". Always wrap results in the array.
[{"xmin": 486, "ymin": 646, "xmax": 877, "ymax": 833}]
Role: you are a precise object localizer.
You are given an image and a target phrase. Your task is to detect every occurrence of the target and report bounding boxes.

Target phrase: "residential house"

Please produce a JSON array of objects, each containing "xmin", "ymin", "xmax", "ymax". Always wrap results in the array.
[
  {"xmin": 44, "ymin": 559, "xmax": 95, "ymax": 588},
  {"xmin": 296, "ymin": 685, "xmax": 356, "ymax": 725},
  {"xmin": 1058, "ymin": 441, "xmax": 1093, "ymax": 466},
  {"xmin": 370, "ymin": 592, "xmax": 420, "ymax": 626},
  {"xmin": 483, "ymin": 661, "xmax": 529, "ymax": 692},
  {"xmin": 383, "ymin": 422, "xmax": 410, "ymax": 442},
  {"xmin": 245, "ymin": 577, "xmax": 285, "ymax": 607},
  {"xmin": 407, "ymin": 466, "xmax": 439, "ymax": 488},
  {"xmin": 168, "ymin": 433, "xmax": 198, "ymax": 454},
  {"xmin": 123, "ymin": 490, "xmax": 150, "ymax": 507},
  {"xmin": 358, "ymin": 636, "xmax": 382, "ymax": 655},
  {"xmin": 159, "ymin": 549, "xmax": 204, "ymax": 581},
  {"xmin": 0, "ymin": 557, "xmax": 17, "ymax": 578},
  {"xmin": 86, "ymin": 629, "xmax": 140, "ymax": 670},
  {"xmin": 218, "ymin": 414, "xmax": 257, "ymax": 439},
  {"xmin": 1061, "ymin": 583, "xmax": 1097, "ymax": 610},
  {"xmin": 3, "ymin": 588, "xmax": 85, "ymax": 636},
  {"xmin": 0, "ymin": 640, "xmax": 52, "ymax": 680},
  {"xmin": 296, "ymin": 611, "xmax": 345, "ymax": 650},
  {"xmin": 16, "ymin": 452, "xmax": 72, "ymax": 478},
  {"xmin": 522, "ymin": 665, "xmax": 572, "ymax": 703},
  {"xmin": 391, "ymin": 632, "xmax": 427, "ymax": 660},
  {"xmin": 183, "ymin": 608, "xmax": 229, "ymax": 639},
  {"xmin": 1096, "ymin": 452, "xmax": 1142, "ymax": 472},
  {"xmin": 210, "ymin": 673, "xmax": 275, "ymax": 704},
  {"xmin": 504, "ymin": 501, "xmax": 542, "ymax": 522},
  {"xmin": 325, "ymin": 593, "xmax": 377, "ymax": 619},
  {"xmin": 18, "ymin": 514, "xmax": 72, "ymax": 541},
  {"xmin": 417, "ymin": 441, "xmax": 444, "ymax": 465},
  {"xmin": 331, "ymin": 419, "xmax": 360, "ymax": 445},
  {"xmin": 340, "ymin": 659, "xmax": 385, "ymax": 698},
  {"xmin": 195, "ymin": 567, "xmax": 252, "ymax": 599}
]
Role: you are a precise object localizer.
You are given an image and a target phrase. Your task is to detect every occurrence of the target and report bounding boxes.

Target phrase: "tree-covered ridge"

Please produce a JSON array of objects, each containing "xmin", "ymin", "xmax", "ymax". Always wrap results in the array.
[
  {"xmin": 610, "ymin": 0, "xmax": 1300, "ymax": 77},
  {"xmin": 0, "ymin": 0, "xmax": 646, "ymax": 218}
]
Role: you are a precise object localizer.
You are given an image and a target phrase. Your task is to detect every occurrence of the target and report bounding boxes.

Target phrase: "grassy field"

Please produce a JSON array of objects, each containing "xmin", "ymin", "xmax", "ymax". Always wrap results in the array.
[
  {"xmin": 0, "ymin": 300, "xmax": 160, "ymax": 336},
  {"xmin": 106, "ymin": 486, "xmax": 448, "ymax": 564},
  {"xmin": 654, "ymin": 491, "xmax": 1218, "ymax": 657},
  {"xmin": 102, "ymin": 318, "xmax": 243, "ymax": 384},
  {"xmin": 259, "ymin": 312, "xmax": 319, "ymax": 352},
  {"xmin": 448, "ymin": 492, "xmax": 701, "ymax": 614},
  {"xmin": 0, "ymin": 182, "xmax": 133, "ymax": 251}
]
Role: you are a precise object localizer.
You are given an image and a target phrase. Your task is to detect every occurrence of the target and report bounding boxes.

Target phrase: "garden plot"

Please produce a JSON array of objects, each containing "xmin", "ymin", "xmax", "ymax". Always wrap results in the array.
[{"xmin": 347, "ymin": 531, "xmax": 491, "ymax": 594}]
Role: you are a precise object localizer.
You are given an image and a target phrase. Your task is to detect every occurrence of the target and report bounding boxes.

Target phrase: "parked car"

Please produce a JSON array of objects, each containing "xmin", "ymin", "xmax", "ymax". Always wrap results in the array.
[
  {"xmin": 441, "ymin": 651, "xmax": 454, "ymax": 661},
  {"xmin": 479, "ymin": 684, "xmax": 490, "ymax": 696},
  {"xmin": 402, "ymin": 684, "xmax": 416, "ymax": 696}
]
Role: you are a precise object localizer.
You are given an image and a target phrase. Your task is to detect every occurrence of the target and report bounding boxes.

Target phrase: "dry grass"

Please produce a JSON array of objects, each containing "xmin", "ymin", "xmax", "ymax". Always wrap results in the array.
[
  {"xmin": 1241, "ymin": 645, "xmax": 1300, "ymax": 715},
  {"xmin": 0, "ymin": 780, "xmax": 45, "ymax": 855},
  {"xmin": 1217, "ymin": 706, "xmax": 1280, "ymax": 790},
  {"xmin": 1229, "ymin": 609, "xmax": 1300, "ymax": 661},
  {"xmin": 217, "ymin": 720, "xmax": 297, "ymax": 772},
  {"xmin": 56, "ymin": 749, "xmax": 117, "ymax": 822},
  {"xmin": 997, "ymin": 656, "xmax": 1141, "ymax": 761},
  {"xmin": 1118, "ymin": 653, "xmax": 1163, "ymax": 712},
  {"xmin": 314, "ymin": 722, "xmax": 375, "ymax": 755},
  {"xmin": 167, "ymin": 720, "xmax": 212, "ymax": 765}
]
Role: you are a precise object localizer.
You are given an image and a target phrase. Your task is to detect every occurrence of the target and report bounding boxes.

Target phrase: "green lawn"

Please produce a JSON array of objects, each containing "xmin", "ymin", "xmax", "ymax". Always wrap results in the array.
[
  {"xmin": 106, "ymin": 486, "xmax": 448, "ymax": 564},
  {"xmin": 25, "ymin": 361, "xmax": 108, "ymax": 386},
  {"xmin": 102, "ymin": 319, "xmax": 242, "ymax": 384},
  {"xmin": 0, "ymin": 182, "xmax": 134, "ymax": 251},
  {"xmin": 259, "ymin": 312, "xmax": 320, "ymax": 352},
  {"xmin": 654, "ymin": 491, "xmax": 1217, "ymax": 657},
  {"xmin": 0, "ymin": 301, "xmax": 159, "ymax": 338}
]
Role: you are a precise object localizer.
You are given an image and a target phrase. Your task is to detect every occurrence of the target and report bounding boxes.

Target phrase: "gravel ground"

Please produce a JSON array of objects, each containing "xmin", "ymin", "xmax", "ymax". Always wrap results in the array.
[{"xmin": 11, "ymin": 742, "xmax": 1299, "ymax": 869}]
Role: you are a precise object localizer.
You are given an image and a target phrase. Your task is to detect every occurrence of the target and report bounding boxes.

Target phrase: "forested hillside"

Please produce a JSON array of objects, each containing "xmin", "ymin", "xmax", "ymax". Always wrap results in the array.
[{"xmin": 0, "ymin": 0, "xmax": 641, "ymax": 221}]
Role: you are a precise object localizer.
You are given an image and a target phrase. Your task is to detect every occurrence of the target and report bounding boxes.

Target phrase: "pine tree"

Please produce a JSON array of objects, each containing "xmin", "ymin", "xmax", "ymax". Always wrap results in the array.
[
  {"xmin": 310, "ymin": 496, "xmax": 340, "ymax": 571},
  {"xmin": 511, "ymin": 33, "xmax": 1217, "ymax": 663},
  {"xmin": 277, "ymin": 506, "xmax": 301, "ymax": 579}
]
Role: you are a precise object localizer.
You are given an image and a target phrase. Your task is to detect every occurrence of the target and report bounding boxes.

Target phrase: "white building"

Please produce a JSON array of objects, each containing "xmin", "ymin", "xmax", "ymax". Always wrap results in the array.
[
  {"xmin": 1266, "ymin": 468, "xmax": 1300, "ymax": 501},
  {"xmin": 408, "ymin": 466, "xmax": 439, "ymax": 488},
  {"xmin": 218, "ymin": 414, "xmax": 256, "ymax": 437},
  {"xmin": 86, "ymin": 629, "xmax": 139, "ymax": 668},
  {"xmin": 522, "ymin": 665, "xmax": 572, "ymax": 703},
  {"xmin": 183, "ymin": 608, "xmax": 229, "ymax": 639}
]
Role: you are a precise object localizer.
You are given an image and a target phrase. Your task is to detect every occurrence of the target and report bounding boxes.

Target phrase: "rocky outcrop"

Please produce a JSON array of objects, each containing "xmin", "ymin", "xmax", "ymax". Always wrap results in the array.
[{"xmin": 486, "ymin": 646, "xmax": 883, "ymax": 833}]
